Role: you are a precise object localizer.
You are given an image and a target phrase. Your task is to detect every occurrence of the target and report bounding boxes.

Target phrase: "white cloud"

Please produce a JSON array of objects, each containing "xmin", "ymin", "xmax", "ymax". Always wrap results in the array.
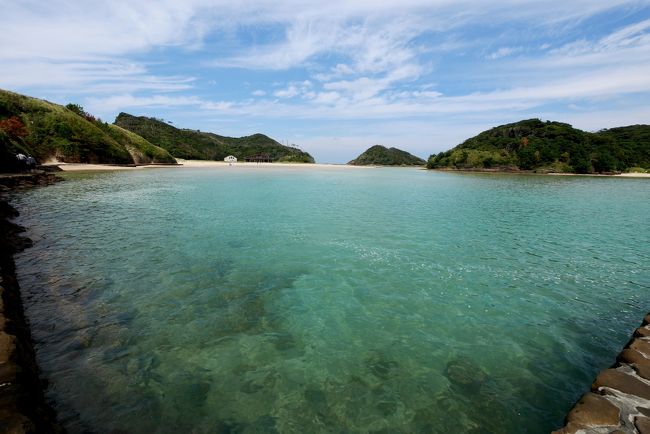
[
  {"xmin": 487, "ymin": 47, "xmax": 521, "ymax": 59},
  {"xmin": 2, "ymin": 0, "xmax": 649, "ymax": 163}
]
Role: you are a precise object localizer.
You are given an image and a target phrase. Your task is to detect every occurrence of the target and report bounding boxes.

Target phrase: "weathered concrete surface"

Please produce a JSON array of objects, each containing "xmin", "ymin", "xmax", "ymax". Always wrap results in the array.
[
  {"xmin": 0, "ymin": 173, "xmax": 64, "ymax": 433},
  {"xmin": 553, "ymin": 314, "xmax": 650, "ymax": 434}
]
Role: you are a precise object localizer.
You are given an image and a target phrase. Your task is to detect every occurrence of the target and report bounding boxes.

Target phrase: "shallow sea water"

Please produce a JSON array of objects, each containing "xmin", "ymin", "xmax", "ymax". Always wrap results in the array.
[{"xmin": 13, "ymin": 167, "xmax": 650, "ymax": 433}]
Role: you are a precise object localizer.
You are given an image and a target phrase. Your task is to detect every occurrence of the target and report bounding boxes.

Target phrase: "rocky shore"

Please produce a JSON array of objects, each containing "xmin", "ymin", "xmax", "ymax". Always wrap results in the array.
[
  {"xmin": 554, "ymin": 313, "xmax": 650, "ymax": 433},
  {"xmin": 0, "ymin": 172, "xmax": 64, "ymax": 433}
]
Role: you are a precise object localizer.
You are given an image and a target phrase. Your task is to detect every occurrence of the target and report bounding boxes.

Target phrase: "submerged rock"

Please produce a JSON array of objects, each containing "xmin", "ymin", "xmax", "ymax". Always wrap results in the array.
[
  {"xmin": 444, "ymin": 357, "xmax": 487, "ymax": 393},
  {"xmin": 364, "ymin": 350, "xmax": 399, "ymax": 380}
]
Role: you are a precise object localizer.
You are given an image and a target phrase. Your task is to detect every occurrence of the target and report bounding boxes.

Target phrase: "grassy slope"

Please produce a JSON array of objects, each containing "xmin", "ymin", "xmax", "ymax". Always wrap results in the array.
[
  {"xmin": 0, "ymin": 89, "xmax": 131, "ymax": 164},
  {"xmin": 114, "ymin": 113, "xmax": 315, "ymax": 163},
  {"xmin": 0, "ymin": 89, "xmax": 175, "ymax": 166},
  {"xmin": 104, "ymin": 124, "xmax": 177, "ymax": 165},
  {"xmin": 349, "ymin": 145, "xmax": 425, "ymax": 166},
  {"xmin": 427, "ymin": 119, "xmax": 650, "ymax": 173}
]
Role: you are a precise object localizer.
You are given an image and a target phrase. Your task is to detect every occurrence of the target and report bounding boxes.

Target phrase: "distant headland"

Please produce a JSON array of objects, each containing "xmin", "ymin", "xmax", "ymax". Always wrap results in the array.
[{"xmin": 427, "ymin": 119, "xmax": 650, "ymax": 175}]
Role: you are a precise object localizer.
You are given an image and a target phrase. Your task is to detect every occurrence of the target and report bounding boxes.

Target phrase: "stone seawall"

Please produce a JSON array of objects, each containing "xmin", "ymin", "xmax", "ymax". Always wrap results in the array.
[
  {"xmin": 554, "ymin": 313, "xmax": 650, "ymax": 434},
  {"xmin": 0, "ymin": 173, "xmax": 64, "ymax": 433}
]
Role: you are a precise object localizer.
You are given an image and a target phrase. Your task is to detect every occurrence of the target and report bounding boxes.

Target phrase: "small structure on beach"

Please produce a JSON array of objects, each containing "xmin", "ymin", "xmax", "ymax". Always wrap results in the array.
[
  {"xmin": 245, "ymin": 153, "xmax": 272, "ymax": 163},
  {"xmin": 224, "ymin": 155, "xmax": 237, "ymax": 163}
]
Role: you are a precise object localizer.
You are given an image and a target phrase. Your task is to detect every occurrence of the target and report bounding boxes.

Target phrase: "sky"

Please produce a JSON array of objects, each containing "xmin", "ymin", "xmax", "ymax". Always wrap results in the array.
[{"xmin": 1, "ymin": 1, "xmax": 649, "ymax": 163}]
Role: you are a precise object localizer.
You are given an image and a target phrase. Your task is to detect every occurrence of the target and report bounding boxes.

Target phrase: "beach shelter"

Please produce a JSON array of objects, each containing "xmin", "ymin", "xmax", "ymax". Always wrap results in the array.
[{"xmin": 224, "ymin": 155, "xmax": 237, "ymax": 163}]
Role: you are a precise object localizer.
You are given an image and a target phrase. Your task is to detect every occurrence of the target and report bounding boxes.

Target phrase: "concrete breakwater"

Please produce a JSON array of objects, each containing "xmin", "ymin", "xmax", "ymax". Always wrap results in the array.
[
  {"xmin": 0, "ymin": 172, "xmax": 63, "ymax": 433},
  {"xmin": 554, "ymin": 313, "xmax": 650, "ymax": 433}
]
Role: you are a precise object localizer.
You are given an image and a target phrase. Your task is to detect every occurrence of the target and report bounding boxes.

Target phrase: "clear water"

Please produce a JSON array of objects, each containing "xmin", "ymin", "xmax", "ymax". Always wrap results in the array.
[{"xmin": 13, "ymin": 167, "xmax": 650, "ymax": 433}]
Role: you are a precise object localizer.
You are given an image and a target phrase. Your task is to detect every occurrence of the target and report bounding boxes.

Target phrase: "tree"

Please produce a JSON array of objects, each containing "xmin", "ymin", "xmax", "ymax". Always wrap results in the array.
[
  {"xmin": 65, "ymin": 103, "xmax": 96, "ymax": 123},
  {"xmin": 65, "ymin": 103, "xmax": 85, "ymax": 117}
]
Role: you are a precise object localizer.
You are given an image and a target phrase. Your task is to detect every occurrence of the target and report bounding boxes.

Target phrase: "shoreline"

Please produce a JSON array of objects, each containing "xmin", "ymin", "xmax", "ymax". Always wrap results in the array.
[
  {"xmin": 553, "ymin": 313, "xmax": 650, "ymax": 433},
  {"xmin": 44, "ymin": 161, "xmax": 650, "ymax": 177},
  {"xmin": 46, "ymin": 160, "xmax": 378, "ymax": 172},
  {"xmin": 0, "ymin": 172, "xmax": 64, "ymax": 433},
  {"xmin": 431, "ymin": 168, "xmax": 650, "ymax": 178}
]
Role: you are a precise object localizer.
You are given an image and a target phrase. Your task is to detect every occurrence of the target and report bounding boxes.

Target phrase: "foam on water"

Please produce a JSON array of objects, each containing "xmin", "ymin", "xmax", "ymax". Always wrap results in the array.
[{"xmin": 14, "ymin": 168, "xmax": 650, "ymax": 433}]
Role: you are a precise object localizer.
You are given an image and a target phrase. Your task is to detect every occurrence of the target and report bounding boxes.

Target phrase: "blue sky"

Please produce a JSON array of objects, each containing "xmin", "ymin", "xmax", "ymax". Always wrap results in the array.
[{"xmin": 1, "ymin": 1, "xmax": 649, "ymax": 163}]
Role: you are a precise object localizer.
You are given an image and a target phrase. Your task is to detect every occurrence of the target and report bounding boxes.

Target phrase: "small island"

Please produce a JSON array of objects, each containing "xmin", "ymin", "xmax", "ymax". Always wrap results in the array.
[{"xmin": 348, "ymin": 145, "xmax": 425, "ymax": 166}]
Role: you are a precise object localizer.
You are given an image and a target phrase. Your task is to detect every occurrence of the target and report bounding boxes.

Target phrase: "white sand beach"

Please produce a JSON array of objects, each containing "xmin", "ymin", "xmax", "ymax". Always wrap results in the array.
[{"xmin": 48, "ymin": 160, "xmax": 377, "ymax": 171}]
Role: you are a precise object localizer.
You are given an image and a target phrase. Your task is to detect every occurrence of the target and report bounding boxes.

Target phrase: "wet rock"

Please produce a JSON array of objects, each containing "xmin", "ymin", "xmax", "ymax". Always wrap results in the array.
[
  {"xmin": 634, "ymin": 364, "xmax": 650, "ymax": 381},
  {"xmin": 636, "ymin": 416, "xmax": 650, "ymax": 434},
  {"xmin": 618, "ymin": 348, "xmax": 650, "ymax": 366},
  {"xmin": 636, "ymin": 327, "xmax": 650, "ymax": 338},
  {"xmin": 444, "ymin": 357, "xmax": 487, "ymax": 393},
  {"xmin": 638, "ymin": 407, "xmax": 650, "ymax": 417},
  {"xmin": 631, "ymin": 339, "xmax": 650, "ymax": 358},
  {"xmin": 564, "ymin": 393, "xmax": 620, "ymax": 427},
  {"xmin": 593, "ymin": 368, "xmax": 650, "ymax": 400}
]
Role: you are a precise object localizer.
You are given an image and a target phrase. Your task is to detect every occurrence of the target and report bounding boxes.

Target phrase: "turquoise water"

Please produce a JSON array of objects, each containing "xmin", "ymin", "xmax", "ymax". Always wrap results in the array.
[{"xmin": 13, "ymin": 167, "xmax": 650, "ymax": 433}]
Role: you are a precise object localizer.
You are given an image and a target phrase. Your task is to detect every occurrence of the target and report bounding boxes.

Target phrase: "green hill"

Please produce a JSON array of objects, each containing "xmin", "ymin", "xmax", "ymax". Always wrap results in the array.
[
  {"xmin": 348, "ymin": 145, "xmax": 425, "ymax": 166},
  {"xmin": 427, "ymin": 119, "xmax": 650, "ymax": 173},
  {"xmin": 0, "ymin": 89, "xmax": 176, "ymax": 170},
  {"xmin": 114, "ymin": 113, "xmax": 315, "ymax": 163}
]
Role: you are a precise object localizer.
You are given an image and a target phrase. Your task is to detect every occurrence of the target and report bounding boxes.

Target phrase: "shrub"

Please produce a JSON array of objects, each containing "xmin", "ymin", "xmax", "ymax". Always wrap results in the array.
[{"xmin": 0, "ymin": 115, "xmax": 28, "ymax": 138}]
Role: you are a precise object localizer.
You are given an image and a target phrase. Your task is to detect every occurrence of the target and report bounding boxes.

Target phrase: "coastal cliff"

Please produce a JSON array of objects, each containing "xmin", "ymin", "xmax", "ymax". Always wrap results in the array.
[{"xmin": 0, "ymin": 173, "xmax": 63, "ymax": 433}]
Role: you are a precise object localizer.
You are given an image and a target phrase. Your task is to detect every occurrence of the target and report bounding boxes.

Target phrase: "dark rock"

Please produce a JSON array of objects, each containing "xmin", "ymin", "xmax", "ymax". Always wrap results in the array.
[
  {"xmin": 0, "ymin": 179, "xmax": 64, "ymax": 432},
  {"xmin": 444, "ymin": 357, "xmax": 487, "ymax": 393}
]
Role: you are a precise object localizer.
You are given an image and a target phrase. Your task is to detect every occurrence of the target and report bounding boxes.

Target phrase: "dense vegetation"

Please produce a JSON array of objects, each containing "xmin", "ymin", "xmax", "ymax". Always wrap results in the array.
[
  {"xmin": 349, "ymin": 145, "xmax": 425, "ymax": 166},
  {"xmin": 427, "ymin": 119, "xmax": 650, "ymax": 173},
  {"xmin": 0, "ymin": 89, "xmax": 176, "ymax": 170},
  {"xmin": 115, "ymin": 113, "xmax": 315, "ymax": 163}
]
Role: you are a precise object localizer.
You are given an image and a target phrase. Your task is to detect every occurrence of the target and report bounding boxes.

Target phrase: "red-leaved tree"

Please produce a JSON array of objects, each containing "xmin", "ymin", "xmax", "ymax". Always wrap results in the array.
[{"xmin": 0, "ymin": 116, "xmax": 28, "ymax": 138}]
